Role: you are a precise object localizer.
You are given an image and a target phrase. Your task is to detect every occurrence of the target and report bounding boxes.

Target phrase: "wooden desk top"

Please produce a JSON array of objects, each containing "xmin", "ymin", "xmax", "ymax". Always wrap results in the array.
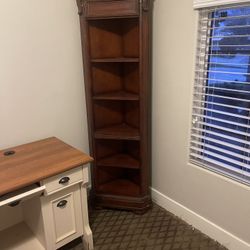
[{"xmin": 0, "ymin": 137, "xmax": 93, "ymax": 196}]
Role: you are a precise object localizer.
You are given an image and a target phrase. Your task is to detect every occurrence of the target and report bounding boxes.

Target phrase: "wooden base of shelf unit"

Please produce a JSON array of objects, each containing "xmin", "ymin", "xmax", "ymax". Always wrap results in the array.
[
  {"xmin": 98, "ymin": 179, "xmax": 140, "ymax": 196},
  {"xmin": 93, "ymin": 193, "xmax": 152, "ymax": 214}
]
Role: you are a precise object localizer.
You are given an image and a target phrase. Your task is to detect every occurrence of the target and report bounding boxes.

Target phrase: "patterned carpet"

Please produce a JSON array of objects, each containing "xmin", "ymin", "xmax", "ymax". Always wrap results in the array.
[{"xmin": 61, "ymin": 204, "xmax": 227, "ymax": 250}]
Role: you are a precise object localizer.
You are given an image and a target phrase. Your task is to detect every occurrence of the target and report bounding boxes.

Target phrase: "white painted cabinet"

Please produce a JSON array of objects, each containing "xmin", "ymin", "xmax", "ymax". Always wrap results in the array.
[
  {"xmin": 0, "ymin": 166, "xmax": 93, "ymax": 250},
  {"xmin": 42, "ymin": 185, "xmax": 84, "ymax": 249}
]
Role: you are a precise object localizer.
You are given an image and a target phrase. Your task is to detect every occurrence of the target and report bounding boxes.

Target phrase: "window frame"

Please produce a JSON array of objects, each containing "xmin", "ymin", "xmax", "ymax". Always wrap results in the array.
[{"xmin": 190, "ymin": 4, "xmax": 250, "ymax": 186}]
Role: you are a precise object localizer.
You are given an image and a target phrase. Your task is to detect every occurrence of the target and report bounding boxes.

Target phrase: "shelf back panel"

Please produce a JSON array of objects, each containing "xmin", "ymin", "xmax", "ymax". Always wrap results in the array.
[{"xmin": 89, "ymin": 18, "xmax": 139, "ymax": 59}]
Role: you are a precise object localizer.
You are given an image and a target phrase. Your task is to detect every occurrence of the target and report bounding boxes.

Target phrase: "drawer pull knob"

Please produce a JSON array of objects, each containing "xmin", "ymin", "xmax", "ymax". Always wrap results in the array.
[
  {"xmin": 57, "ymin": 200, "xmax": 68, "ymax": 208},
  {"xmin": 9, "ymin": 200, "xmax": 21, "ymax": 207},
  {"xmin": 4, "ymin": 150, "xmax": 15, "ymax": 156},
  {"xmin": 59, "ymin": 177, "xmax": 70, "ymax": 184}
]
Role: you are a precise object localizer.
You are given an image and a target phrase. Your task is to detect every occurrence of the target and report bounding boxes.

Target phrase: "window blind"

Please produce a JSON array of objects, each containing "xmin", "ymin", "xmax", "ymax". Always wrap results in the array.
[
  {"xmin": 190, "ymin": 4, "xmax": 250, "ymax": 185},
  {"xmin": 194, "ymin": 0, "xmax": 250, "ymax": 9}
]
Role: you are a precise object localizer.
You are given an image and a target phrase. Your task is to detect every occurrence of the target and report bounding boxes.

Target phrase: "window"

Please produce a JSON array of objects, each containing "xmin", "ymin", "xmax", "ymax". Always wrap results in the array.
[{"xmin": 190, "ymin": 4, "xmax": 250, "ymax": 185}]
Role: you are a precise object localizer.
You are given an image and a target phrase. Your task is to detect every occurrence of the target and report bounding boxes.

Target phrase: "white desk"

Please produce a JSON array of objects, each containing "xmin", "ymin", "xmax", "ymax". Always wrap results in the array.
[{"xmin": 0, "ymin": 137, "xmax": 94, "ymax": 250}]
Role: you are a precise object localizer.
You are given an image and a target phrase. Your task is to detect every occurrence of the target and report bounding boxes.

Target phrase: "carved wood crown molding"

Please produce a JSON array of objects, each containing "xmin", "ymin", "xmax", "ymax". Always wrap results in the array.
[
  {"xmin": 141, "ymin": 0, "xmax": 150, "ymax": 12},
  {"xmin": 76, "ymin": 0, "xmax": 85, "ymax": 15},
  {"xmin": 76, "ymin": 0, "xmax": 151, "ymax": 15}
]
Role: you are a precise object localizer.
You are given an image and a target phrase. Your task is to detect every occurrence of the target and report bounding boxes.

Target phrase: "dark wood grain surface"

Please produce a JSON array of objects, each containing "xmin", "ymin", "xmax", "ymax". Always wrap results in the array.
[
  {"xmin": 85, "ymin": 0, "xmax": 139, "ymax": 19},
  {"xmin": 76, "ymin": 0, "xmax": 152, "ymax": 212},
  {"xmin": 0, "ymin": 137, "xmax": 93, "ymax": 196}
]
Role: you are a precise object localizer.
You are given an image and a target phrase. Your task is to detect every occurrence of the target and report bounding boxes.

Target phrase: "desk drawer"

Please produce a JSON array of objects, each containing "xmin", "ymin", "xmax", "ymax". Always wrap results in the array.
[
  {"xmin": 85, "ymin": 0, "xmax": 139, "ymax": 18},
  {"xmin": 0, "ymin": 184, "xmax": 45, "ymax": 207},
  {"xmin": 42, "ymin": 167, "xmax": 83, "ymax": 195}
]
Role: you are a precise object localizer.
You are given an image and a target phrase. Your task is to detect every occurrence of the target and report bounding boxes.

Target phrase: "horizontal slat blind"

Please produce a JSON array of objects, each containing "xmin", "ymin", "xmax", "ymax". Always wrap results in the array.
[
  {"xmin": 190, "ymin": 5, "xmax": 250, "ymax": 186},
  {"xmin": 194, "ymin": 1, "xmax": 250, "ymax": 9}
]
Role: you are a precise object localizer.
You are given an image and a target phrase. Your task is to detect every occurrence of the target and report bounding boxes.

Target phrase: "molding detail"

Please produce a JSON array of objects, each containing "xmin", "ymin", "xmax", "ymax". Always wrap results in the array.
[
  {"xmin": 193, "ymin": 0, "xmax": 250, "ymax": 9},
  {"xmin": 76, "ymin": 0, "xmax": 84, "ymax": 15},
  {"xmin": 142, "ymin": 0, "xmax": 150, "ymax": 11},
  {"xmin": 151, "ymin": 187, "xmax": 250, "ymax": 250}
]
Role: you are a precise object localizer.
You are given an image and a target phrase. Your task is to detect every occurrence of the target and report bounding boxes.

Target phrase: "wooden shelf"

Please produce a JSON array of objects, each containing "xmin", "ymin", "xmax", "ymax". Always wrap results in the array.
[
  {"xmin": 98, "ymin": 179, "xmax": 140, "ymax": 196},
  {"xmin": 97, "ymin": 153, "xmax": 140, "ymax": 169},
  {"xmin": 95, "ymin": 124, "xmax": 140, "ymax": 140},
  {"xmin": 86, "ymin": 16, "xmax": 139, "ymax": 21},
  {"xmin": 78, "ymin": 0, "xmax": 152, "ymax": 211},
  {"xmin": 91, "ymin": 58, "xmax": 139, "ymax": 63},
  {"xmin": 93, "ymin": 91, "xmax": 139, "ymax": 101}
]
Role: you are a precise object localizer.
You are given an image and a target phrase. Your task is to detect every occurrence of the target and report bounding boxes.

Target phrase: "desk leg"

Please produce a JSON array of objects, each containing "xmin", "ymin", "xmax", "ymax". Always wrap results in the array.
[{"xmin": 80, "ymin": 184, "xmax": 94, "ymax": 250}]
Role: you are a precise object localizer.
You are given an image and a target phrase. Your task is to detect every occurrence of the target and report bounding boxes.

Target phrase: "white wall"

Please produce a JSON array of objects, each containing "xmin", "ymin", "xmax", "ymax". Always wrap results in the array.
[
  {"xmin": 152, "ymin": 0, "xmax": 250, "ymax": 248},
  {"xmin": 0, "ymin": 0, "xmax": 89, "ymax": 152}
]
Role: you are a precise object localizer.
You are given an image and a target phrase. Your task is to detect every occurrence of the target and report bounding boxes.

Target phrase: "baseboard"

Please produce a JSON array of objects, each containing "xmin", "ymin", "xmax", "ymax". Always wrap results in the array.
[{"xmin": 151, "ymin": 188, "xmax": 250, "ymax": 250}]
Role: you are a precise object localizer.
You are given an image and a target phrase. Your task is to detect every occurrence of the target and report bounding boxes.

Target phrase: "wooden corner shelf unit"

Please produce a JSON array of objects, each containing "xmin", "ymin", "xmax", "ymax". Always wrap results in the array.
[{"xmin": 76, "ymin": 0, "xmax": 152, "ymax": 213}]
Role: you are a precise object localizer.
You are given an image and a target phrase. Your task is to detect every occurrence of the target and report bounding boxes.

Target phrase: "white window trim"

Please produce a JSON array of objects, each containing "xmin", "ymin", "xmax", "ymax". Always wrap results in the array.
[
  {"xmin": 194, "ymin": 0, "xmax": 250, "ymax": 9},
  {"xmin": 190, "ymin": 5, "xmax": 250, "ymax": 186}
]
